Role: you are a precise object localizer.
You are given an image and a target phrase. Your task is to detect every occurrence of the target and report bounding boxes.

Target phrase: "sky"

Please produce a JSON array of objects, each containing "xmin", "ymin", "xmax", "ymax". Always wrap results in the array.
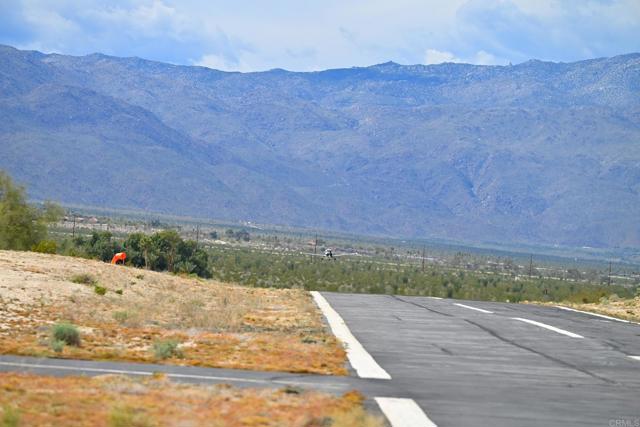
[{"xmin": 0, "ymin": 0, "xmax": 639, "ymax": 72}]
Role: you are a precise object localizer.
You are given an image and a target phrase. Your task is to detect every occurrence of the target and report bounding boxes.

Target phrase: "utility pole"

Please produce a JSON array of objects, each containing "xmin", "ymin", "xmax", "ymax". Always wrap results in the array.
[
  {"xmin": 422, "ymin": 245, "xmax": 426, "ymax": 272},
  {"xmin": 608, "ymin": 261, "xmax": 612, "ymax": 286},
  {"xmin": 72, "ymin": 213, "xmax": 76, "ymax": 238},
  {"xmin": 196, "ymin": 225, "xmax": 200, "ymax": 249},
  {"xmin": 529, "ymin": 255, "xmax": 533, "ymax": 278},
  {"xmin": 314, "ymin": 234, "xmax": 318, "ymax": 255}
]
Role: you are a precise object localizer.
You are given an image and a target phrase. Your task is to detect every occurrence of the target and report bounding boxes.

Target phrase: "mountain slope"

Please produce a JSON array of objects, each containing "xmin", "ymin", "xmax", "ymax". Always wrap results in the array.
[{"xmin": 1, "ymin": 45, "xmax": 639, "ymax": 247}]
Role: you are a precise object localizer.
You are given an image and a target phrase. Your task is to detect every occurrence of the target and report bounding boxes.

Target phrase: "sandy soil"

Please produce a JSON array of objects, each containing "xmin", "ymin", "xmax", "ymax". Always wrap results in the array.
[
  {"xmin": 0, "ymin": 250, "xmax": 346, "ymax": 374},
  {"xmin": 555, "ymin": 296, "xmax": 640, "ymax": 322},
  {"xmin": 0, "ymin": 373, "xmax": 382, "ymax": 427}
]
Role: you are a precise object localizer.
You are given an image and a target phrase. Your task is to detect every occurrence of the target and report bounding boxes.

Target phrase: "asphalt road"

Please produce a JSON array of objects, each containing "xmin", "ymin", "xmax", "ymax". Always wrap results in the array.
[
  {"xmin": 321, "ymin": 293, "xmax": 640, "ymax": 427},
  {"xmin": 0, "ymin": 354, "xmax": 396, "ymax": 396}
]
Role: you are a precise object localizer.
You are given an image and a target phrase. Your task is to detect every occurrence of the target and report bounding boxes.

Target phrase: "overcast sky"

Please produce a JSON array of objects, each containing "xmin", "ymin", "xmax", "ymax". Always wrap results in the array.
[{"xmin": 1, "ymin": 0, "xmax": 639, "ymax": 71}]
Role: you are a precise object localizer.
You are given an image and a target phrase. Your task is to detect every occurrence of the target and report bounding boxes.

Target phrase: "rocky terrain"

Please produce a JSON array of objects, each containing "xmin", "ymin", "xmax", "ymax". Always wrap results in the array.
[{"xmin": 1, "ymin": 45, "xmax": 639, "ymax": 248}]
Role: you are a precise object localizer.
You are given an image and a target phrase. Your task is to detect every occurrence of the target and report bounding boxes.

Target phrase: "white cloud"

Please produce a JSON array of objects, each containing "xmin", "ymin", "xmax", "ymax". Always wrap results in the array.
[
  {"xmin": 424, "ymin": 49, "xmax": 460, "ymax": 64},
  {"xmin": 472, "ymin": 50, "xmax": 501, "ymax": 65},
  {"xmin": 1, "ymin": 0, "xmax": 638, "ymax": 71}
]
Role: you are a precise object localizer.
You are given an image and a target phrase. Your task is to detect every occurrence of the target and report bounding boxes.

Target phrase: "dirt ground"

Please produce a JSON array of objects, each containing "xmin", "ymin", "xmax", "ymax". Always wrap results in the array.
[
  {"xmin": 0, "ymin": 250, "xmax": 346, "ymax": 374},
  {"xmin": 555, "ymin": 296, "xmax": 640, "ymax": 322},
  {"xmin": 0, "ymin": 373, "xmax": 382, "ymax": 427}
]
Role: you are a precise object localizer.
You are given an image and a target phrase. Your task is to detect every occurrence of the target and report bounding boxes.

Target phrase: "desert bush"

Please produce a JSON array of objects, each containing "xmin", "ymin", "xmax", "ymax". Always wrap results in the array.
[
  {"xmin": 109, "ymin": 406, "xmax": 152, "ymax": 427},
  {"xmin": 70, "ymin": 273, "xmax": 96, "ymax": 285},
  {"xmin": 113, "ymin": 311, "xmax": 129, "ymax": 324},
  {"xmin": 1, "ymin": 405, "xmax": 20, "ymax": 427},
  {"xmin": 152, "ymin": 340, "xmax": 183, "ymax": 360},
  {"xmin": 50, "ymin": 339, "xmax": 65, "ymax": 353},
  {"xmin": 94, "ymin": 285, "xmax": 107, "ymax": 296},
  {"xmin": 52, "ymin": 322, "xmax": 80, "ymax": 346},
  {"xmin": 32, "ymin": 239, "xmax": 57, "ymax": 254}
]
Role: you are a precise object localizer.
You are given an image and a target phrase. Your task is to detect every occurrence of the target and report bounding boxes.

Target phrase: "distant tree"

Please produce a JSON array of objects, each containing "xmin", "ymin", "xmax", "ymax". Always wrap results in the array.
[
  {"xmin": 235, "ymin": 229, "xmax": 250, "ymax": 242},
  {"xmin": 86, "ymin": 231, "xmax": 121, "ymax": 262},
  {"xmin": 209, "ymin": 231, "xmax": 218, "ymax": 239},
  {"xmin": 138, "ymin": 234, "xmax": 154, "ymax": 269},
  {"xmin": 154, "ymin": 230, "xmax": 181, "ymax": 272},
  {"xmin": 122, "ymin": 232, "xmax": 146, "ymax": 267},
  {"xmin": 0, "ymin": 171, "xmax": 62, "ymax": 250}
]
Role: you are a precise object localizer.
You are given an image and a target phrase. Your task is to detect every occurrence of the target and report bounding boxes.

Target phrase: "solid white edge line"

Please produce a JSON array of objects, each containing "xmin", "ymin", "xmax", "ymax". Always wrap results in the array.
[
  {"xmin": 512, "ymin": 317, "xmax": 584, "ymax": 338},
  {"xmin": 427, "ymin": 296, "xmax": 443, "ymax": 300},
  {"xmin": 628, "ymin": 356, "xmax": 640, "ymax": 362},
  {"xmin": 375, "ymin": 397, "xmax": 437, "ymax": 427},
  {"xmin": 0, "ymin": 361, "xmax": 271, "ymax": 384},
  {"xmin": 555, "ymin": 306, "xmax": 631, "ymax": 323},
  {"xmin": 311, "ymin": 291, "xmax": 391, "ymax": 380},
  {"xmin": 454, "ymin": 303, "xmax": 494, "ymax": 314}
]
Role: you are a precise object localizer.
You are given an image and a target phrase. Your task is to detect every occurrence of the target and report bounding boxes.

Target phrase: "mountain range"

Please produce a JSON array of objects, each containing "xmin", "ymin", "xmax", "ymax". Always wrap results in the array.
[{"xmin": 1, "ymin": 44, "xmax": 639, "ymax": 248}]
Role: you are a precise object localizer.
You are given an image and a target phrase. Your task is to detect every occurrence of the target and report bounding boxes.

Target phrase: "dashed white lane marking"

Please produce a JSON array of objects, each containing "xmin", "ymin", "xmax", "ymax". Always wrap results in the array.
[
  {"xmin": 512, "ymin": 317, "xmax": 584, "ymax": 338},
  {"xmin": 454, "ymin": 303, "xmax": 494, "ymax": 314},
  {"xmin": 555, "ymin": 306, "xmax": 631, "ymax": 323},
  {"xmin": 311, "ymin": 291, "xmax": 391, "ymax": 379},
  {"xmin": 629, "ymin": 356, "xmax": 640, "ymax": 362},
  {"xmin": 427, "ymin": 296, "xmax": 443, "ymax": 300},
  {"xmin": 375, "ymin": 397, "xmax": 437, "ymax": 427}
]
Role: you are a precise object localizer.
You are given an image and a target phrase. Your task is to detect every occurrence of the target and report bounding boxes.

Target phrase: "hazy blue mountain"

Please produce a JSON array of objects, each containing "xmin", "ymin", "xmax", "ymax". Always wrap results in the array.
[{"xmin": 1, "ymin": 44, "xmax": 639, "ymax": 248}]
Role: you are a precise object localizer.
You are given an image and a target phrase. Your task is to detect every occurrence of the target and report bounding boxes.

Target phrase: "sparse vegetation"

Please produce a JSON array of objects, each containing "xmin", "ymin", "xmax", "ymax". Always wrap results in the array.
[
  {"xmin": 50, "ymin": 339, "xmax": 65, "ymax": 353},
  {"xmin": 1, "ymin": 405, "xmax": 20, "ymax": 427},
  {"xmin": 152, "ymin": 340, "xmax": 183, "ymax": 360},
  {"xmin": 0, "ymin": 250, "xmax": 346, "ymax": 375},
  {"xmin": 0, "ymin": 374, "xmax": 382, "ymax": 427},
  {"xmin": 70, "ymin": 273, "xmax": 97, "ymax": 285},
  {"xmin": 108, "ymin": 406, "xmax": 151, "ymax": 427},
  {"xmin": 203, "ymin": 246, "xmax": 635, "ymax": 304},
  {"xmin": 51, "ymin": 322, "xmax": 80, "ymax": 346},
  {"xmin": 94, "ymin": 285, "xmax": 107, "ymax": 295}
]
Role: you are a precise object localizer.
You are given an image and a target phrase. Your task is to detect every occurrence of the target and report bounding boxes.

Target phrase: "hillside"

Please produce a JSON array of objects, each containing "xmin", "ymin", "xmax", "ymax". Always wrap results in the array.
[
  {"xmin": 0, "ymin": 250, "xmax": 345, "ymax": 374},
  {"xmin": 1, "ymin": 44, "xmax": 639, "ymax": 248}
]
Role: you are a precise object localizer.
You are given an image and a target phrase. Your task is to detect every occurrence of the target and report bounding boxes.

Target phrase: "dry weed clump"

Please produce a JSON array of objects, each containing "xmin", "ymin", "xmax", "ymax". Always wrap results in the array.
[
  {"xmin": 0, "ymin": 373, "xmax": 383, "ymax": 427},
  {"xmin": 0, "ymin": 250, "xmax": 346, "ymax": 374}
]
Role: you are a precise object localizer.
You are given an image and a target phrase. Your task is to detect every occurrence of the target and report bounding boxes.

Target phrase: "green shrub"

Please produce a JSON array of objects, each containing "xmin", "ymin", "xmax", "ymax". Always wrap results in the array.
[
  {"xmin": 109, "ymin": 406, "xmax": 151, "ymax": 427},
  {"xmin": 115, "ymin": 289, "xmax": 123, "ymax": 295},
  {"xmin": 1, "ymin": 405, "xmax": 20, "ymax": 427},
  {"xmin": 152, "ymin": 340, "xmax": 183, "ymax": 360},
  {"xmin": 32, "ymin": 239, "xmax": 57, "ymax": 254},
  {"xmin": 50, "ymin": 339, "xmax": 65, "ymax": 353},
  {"xmin": 70, "ymin": 273, "xmax": 96, "ymax": 285},
  {"xmin": 113, "ymin": 311, "xmax": 129, "ymax": 324},
  {"xmin": 51, "ymin": 322, "xmax": 80, "ymax": 346},
  {"xmin": 94, "ymin": 285, "xmax": 107, "ymax": 295}
]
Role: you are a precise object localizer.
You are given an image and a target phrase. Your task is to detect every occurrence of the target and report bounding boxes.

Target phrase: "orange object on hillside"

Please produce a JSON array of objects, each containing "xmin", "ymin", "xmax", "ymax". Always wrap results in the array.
[{"xmin": 111, "ymin": 252, "xmax": 127, "ymax": 265}]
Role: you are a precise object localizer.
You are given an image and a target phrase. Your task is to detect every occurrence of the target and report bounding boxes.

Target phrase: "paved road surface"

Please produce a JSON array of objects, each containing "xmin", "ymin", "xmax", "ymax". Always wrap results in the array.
[{"xmin": 322, "ymin": 293, "xmax": 640, "ymax": 427}]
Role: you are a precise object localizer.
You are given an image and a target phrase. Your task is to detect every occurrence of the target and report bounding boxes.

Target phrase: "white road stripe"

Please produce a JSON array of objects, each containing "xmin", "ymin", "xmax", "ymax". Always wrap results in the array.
[
  {"xmin": 427, "ymin": 296, "xmax": 443, "ymax": 300},
  {"xmin": 454, "ymin": 303, "xmax": 494, "ymax": 314},
  {"xmin": 0, "ymin": 361, "xmax": 271, "ymax": 384},
  {"xmin": 628, "ymin": 356, "xmax": 640, "ymax": 362},
  {"xmin": 555, "ymin": 306, "xmax": 631, "ymax": 323},
  {"xmin": 512, "ymin": 317, "xmax": 584, "ymax": 338},
  {"xmin": 375, "ymin": 397, "xmax": 437, "ymax": 427},
  {"xmin": 311, "ymin": 291, "xmax": 391, "ymax": 380}
]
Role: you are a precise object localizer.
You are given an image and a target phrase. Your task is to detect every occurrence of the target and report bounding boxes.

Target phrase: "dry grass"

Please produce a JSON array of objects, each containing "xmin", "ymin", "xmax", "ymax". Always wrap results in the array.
[
  {"xmin": 0, "ymin": 250, "xmax": 346, "ymax": 374},
  {"xmin": 0, "ymin": 373, "xmax": 383, "ymax": 427},
  {"xmin": 552, "ymin": 296, "xmax": 640, "ymax": 322}
]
